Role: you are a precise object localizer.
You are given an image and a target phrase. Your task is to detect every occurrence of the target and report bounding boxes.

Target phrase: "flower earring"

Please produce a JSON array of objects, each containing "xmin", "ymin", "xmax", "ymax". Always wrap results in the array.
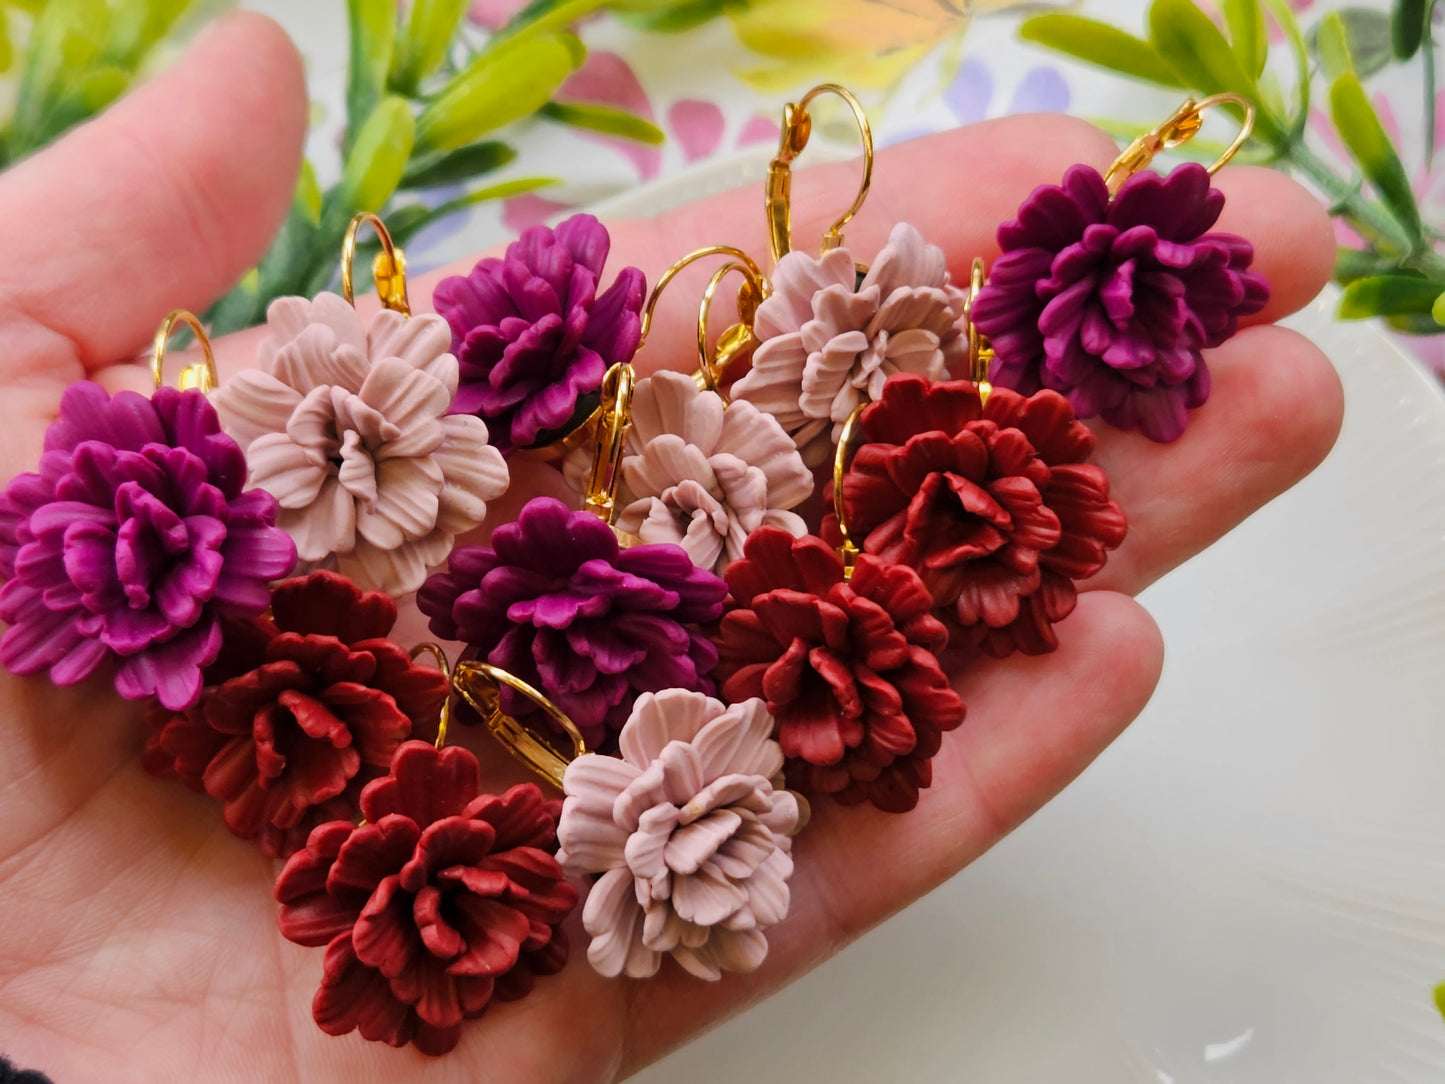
[
  {"xmin": 274, "ymin": 652, "xmax": 579, "ymax": 1056},
  {"xmin": 728, "ymin": 83, "xmax": 972, "ymax": 466},
  {"xmin": 0, "ymin": 312, "xmax": 297, "ymax": 711},
  {"xmin": 209, "ymin": 213, "xmax": 509, "ymax": 597},
  {"xmin": 972, "ymin": 94, "xmax": 1270, "ymax": 442}
]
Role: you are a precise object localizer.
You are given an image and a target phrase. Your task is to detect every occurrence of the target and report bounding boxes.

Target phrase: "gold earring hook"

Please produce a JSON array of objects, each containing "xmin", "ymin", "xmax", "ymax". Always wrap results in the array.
[
  {"xmin": 585, "ymin": 361, "xmax": 636, "ymax": 524},
  {"xmin": 152, "ymin": 310, "xmax": 219, "ymax": 393},
  {"xmin": 832, "ymin": 400, "xmax": 868, "ymax": 580},
  {"xmin": 962, "ymin": 257, "xmax": 993, "ymax": 403},
  {"xmin": 766, "ymin": 83, "xmax": 874, "ymax": 266},
  {"xmin": 451, "ymin": 660, "xmax": 588, "ymax": 790},
  {"xmin": 1103, "ymin": 93, "xmax": 1255, "ymax": 195},
  {"xmin": 342, "ymin": 211, "xmax": 411, "ymax": 315},
  {"xmin": 409, "ymin": 643, "xmax": 454, "ymax": 749},
  {"xmin": 695, "ymin": 259, "xmax": 769, "ymax": 403}
]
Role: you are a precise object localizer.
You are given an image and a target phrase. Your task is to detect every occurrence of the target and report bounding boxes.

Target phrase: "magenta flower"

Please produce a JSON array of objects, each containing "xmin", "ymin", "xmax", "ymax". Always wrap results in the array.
[
  {"xmin": 417, "ymin": 497, "xmax": 727, "ymax": 750},
  {"xmin": 972, "ymin": 163, "xmax": 1269, "ymax": 442},
  {"xmin": 433, "ymin": 213, "xmax": 646, "ymax": 455},
  {"xmin": 0, "ymin": 383, "xmax": 296, "ymax": 710}
]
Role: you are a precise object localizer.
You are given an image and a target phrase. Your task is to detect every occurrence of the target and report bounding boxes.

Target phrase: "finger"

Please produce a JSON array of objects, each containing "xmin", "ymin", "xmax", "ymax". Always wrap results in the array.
[
  {"xmin": 0, "ymin": 11, "xmax": 306, "ymax": 375},
  {"xmin": 1085, "ymin": 323, "xmax": 1344, "ymax": 596},
  {"xmin": 617, "ymin": 590, "xmax": 1164, "ymax": 1073}
]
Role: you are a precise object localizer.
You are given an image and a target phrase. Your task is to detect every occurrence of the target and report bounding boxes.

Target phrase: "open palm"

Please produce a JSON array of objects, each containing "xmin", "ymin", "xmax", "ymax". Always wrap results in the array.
[{"xmin": 0, "ymin": 14, "xmax": 1344, "ymax": 1083}]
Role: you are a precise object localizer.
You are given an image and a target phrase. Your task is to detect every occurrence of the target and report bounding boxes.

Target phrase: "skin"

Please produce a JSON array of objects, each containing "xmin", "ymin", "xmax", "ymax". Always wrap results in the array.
[{"xmin": 0, "ymin": 13, "xmax": 1343, "ymax": 1084}]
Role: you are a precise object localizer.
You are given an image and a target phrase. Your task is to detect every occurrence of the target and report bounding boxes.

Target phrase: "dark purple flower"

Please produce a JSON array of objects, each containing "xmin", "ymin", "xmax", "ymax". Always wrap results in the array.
[
  {"xmin": 433, "ymin": 213, "xmax": 646, "ymax": 456},
  {"xmin": 417, "ymin": 497, "xmax": 727, "ymax": 750},
  {"xmin": 0, "ymin": 382, "xmax": 297, "ymax": 711},
  {"xmin": 972, "ymin": 163, "xmax": 1269, "ymax": 443}
]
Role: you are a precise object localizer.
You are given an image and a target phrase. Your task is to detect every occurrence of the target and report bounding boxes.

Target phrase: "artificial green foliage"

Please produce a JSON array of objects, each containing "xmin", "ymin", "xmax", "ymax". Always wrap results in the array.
[
  {"xmin": 1019, "ymin": 0, "xmax": 1445, "ymax": 331},
  {"xmin": 0, "ymin": 0, "xmax": 664, "ymax": 333}
]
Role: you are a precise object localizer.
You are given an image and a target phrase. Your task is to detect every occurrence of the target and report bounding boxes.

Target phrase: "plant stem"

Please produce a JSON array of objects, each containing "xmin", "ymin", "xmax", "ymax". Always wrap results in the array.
[
  {"xmin": 1284, "ymin": 140, "xmax": 1445, "ymax": 278},
  {"xmin": 1424, "ymin": 0, "xmax": 1438, "ymax": 167}
]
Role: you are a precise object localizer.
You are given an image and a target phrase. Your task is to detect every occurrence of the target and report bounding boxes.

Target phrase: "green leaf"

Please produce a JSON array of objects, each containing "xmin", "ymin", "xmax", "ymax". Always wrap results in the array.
[
  {"xmin": 414, "ymin": 33, "xmax": 580, "ymax": 151},
  {"xmin": 401, "ymin": 140, "xmax": 517, "ymax": 187},
  {"xmin": 1329, "ymin": 72, "xmax": 1424, "ymax": 241},
  {"xmin": 10, "ymin": 0, "xmax": 108, "ymax": 154},
  {"xmin": 105, "ymin": 0, "xmax": 193, "ymax": 67},
  {"xmin": 1394, "ymin": 0, "xmax": 1428, "ymax": 58},
  {"xmin": 1019, "ymin": 14, "xmax": 1185, "ymax": 88},
  {"xmin": 1338, "ymin": 274, "xmax": 1443, "ymax": 317},
  {"xmin": 340, "ymin": 95, "xmax": 416, "ymax": 213},
  {"xmin": 344, "ymin": 0, "xmax": 398, "ymax": 158},
  {"xmin": 296, "ymin": 160, "xmax": 323, "ymax": 224},
  {"xmin": 1260, "ymin": 0, "xmax": 1311, "ymax": 134},
  {"xmin": 39, "ymin": 65, "xmax": 129, "ymax": 139},
  {"xmin": 1313, "ymin": 8, "xmax": 1395, "ymax": 79},
  {"xmin": 395, "ymin": 176, "xmax": 559, "ymax": 238},
  {"xmin": 485, "ymin": 0, "xmax": 612, "ymax": 52},
  {"xmin": 1317, "ymin": 12, "xmax": 1355, "ymax": 81},
  {"xmin": 1223, "ymin": 0, "xmax": 1268, "ymax": 78},
  {"xmin": 1333, "ymin": 246, "xmax": 1404, "ymax": 283},
  {"xmin": 612, "ymin": 0, "xmax": 737, "ymax": 32},
  {"xmin": 539, "ymin": 100, "xmax": 664, "ymax": 143},
  {"xmin": 1148, "ymin": 0, "xmax": 1284, "ymax": 143},
  {"xmin": 390, "ymin": 0, "xmax": 468, "ymax": 94}
]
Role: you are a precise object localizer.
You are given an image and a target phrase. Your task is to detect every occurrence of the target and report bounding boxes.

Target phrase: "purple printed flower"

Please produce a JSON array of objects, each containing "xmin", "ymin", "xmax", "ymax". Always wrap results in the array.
[
  {"xmin": 417, "ymin": 497, "xmax": 727, "ymax": 750},
  {"xmin": 972, "ymin": 163, "xmax": 1269, "ymax": 443},
  {"xmin": 0, "ymin": 383, "xmax": 297, "ymax": 710},
  {"xmin": 433, "ymin": 214, "xmax": 646, "ymax": 456}
]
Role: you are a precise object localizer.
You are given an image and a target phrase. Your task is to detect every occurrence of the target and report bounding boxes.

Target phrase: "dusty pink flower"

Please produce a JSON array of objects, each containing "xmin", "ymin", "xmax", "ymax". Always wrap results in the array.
[
  {"xmin": 211, "ymin": 293, "xmax": 508, "ymax": 597},
  {"xmin": 731, "ymin": 222, "xmax": 969, "ymax": 465},
  {"xmin": 556, "ymin": 689, "xmax": 808, "ymax": 980},
  {"xmin": 612, "ymin": 371, "xmax": 813, "ymax": 574}
]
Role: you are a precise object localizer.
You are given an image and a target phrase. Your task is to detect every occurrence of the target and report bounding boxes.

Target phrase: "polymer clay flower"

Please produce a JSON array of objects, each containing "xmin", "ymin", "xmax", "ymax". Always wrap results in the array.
[
  {"xmin": 716, "ymin": 528, "xmax": 965, "ymax": 813},
  {"xmin": 731, "ymin": 221, "xmax": 969, "ymax": 465},
  {"xmin": 418, "ymin": 497, "xmax": 727, "ymax": 750},
  {"xmin": 556, "ymin": 689, "xmax": 808, "ymax": 980},
  {"xmin": 210, "ymin": 292, "xmax": 507, "ymax": 597},
  {"xmin": 276, "ymin": 741, "xmax": 576, "ymax": 1056},
  {"xmin": 612, "ymin": 371, "xmax": 813, "ymax": 574},
  {"xmin": 972, "ymin": 163, "xmax": 1269, "ymax": 442},
  {"xmin": 433, "ymin": 213, "xmax": 646, "ymax": 455},
  {"xmin": 143, "ymin": 571, "xmax": 449, "ymax": 858},
  {"xmin": 0, "ymin": 382, "xmax": 295, "ymax": 711},
  {"xmin": 825, "ymin": 374, "xmax": 1127, "ymax": 657}
]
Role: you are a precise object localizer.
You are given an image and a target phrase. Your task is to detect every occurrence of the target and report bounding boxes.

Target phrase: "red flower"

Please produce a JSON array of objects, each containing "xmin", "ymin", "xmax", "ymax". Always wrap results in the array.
[
  {"xmin": 715, "ymin": 527, "xmax": 965, "ymax": 813},
  {"xmin": 143, "ymin": 571, "xmax": 448, "ymax": 857},
  {"xmin": 275, "ymin": 741, "xmax": 577, "ymax": 1056},
  {"xmin": 825, "ymin": 374, "xmax": 1127, "ymax": 656}
]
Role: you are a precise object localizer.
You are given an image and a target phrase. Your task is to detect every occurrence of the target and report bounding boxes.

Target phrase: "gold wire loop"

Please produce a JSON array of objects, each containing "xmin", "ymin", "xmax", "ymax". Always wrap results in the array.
[
  {"xmin": 151, "ymin": 310, "xmax": 219, "ymax": 393},
  {"xmin": 694, "ymin": 260, "xmax": 768, "ymax": 401},
  {"xmin": 639, "ymin": 244, "xmax": 768, "ymax": 343},
  {"xmin": 832, "ymin": 400, "xmax": 869, "ymax": 579},
  {"xmin": 342, "ymin": 212, "xmax": 411, "ymax": 315},
  {"xmin": 962, "ymin": 257, "xmax": 994, "ymax": 402},
  {"xmin": 586, "ymin": 362, "xmax": 636, "ymax": 523},
  {"xmin": 766, "ymin": 83, "xmax": 874, "ymax": 265},
  {"xmin": 1103, "ymin": 93, "xmax": 1255, "ymax": 194},
  {"xmin": 409, "ymin": 643, "xmax": 454, "ymax": 749},
  {"xmin": 451, "ymin": 660, "xmax": 587, "ymax": 790}
]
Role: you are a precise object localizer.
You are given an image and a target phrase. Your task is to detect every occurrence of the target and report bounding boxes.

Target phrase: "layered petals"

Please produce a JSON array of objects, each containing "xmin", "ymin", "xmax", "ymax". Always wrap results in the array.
[
  {"xmin": 556, "ymin": 689, "xmax": 807, "ymax": 979},
  {"xmin": 276, "ymin": 741, "xmax": 575, "ymax": 1055},
  {"xmin": 973, "ymin": 163, "xmax": 1269, "ymax": 442}
]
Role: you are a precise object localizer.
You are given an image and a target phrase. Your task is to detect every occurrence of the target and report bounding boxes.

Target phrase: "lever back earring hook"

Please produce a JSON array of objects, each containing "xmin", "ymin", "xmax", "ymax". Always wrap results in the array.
[
  {"xmin": 451, "ymin": 660, "xmax": 588, "ymax": 790},
  {"xmin": 832, "ymin": 401, "xmax": 868, "ymax": 580},
  {"xmin": 409, "ymin": 643, "xmax": 454, "ymax": 749},
  {"xmin": 696, "ymin": 259, "xmax": 769, "ymax": 402},
  {"xmin": 766, "ymin": 83, "xmax": 874, "ymax": 265},
  {"xmin": 152, "ymin": 310, "xmax": 219, "ymax": 393},
  {"xmin": 342, "ymin": 211, "xmax": 411, "ymax": 315},
  {"xmin": 585, "ymin": 361, "xmax": 636, "ymax": 524},
  {"xmin": 962, "ymin": 257, "xmax": 994, "ymax": 402},
  {"xmin": 1103, "ymin": 93, "xmax": 1255, "ymax": 195}
]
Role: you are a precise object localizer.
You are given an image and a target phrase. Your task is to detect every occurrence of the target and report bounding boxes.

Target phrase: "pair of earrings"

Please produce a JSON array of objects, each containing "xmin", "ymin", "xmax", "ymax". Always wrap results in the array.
[{"xmin": 0, "ymin": 83, "xmax": 1270, "ymax": 1056}]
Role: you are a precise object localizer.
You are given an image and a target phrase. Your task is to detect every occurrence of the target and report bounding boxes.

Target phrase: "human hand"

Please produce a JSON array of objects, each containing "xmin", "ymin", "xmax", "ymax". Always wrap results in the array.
[{"xmin": 0, "ymin": 13, "xmax": 1342, "ymax": 1082}]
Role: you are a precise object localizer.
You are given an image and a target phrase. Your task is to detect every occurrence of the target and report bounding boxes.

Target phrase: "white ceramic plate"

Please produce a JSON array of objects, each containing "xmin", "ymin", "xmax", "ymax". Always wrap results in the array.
[{"xmin": 598, "ymin": 161, "xmax": 1445, "ymax": 1082}]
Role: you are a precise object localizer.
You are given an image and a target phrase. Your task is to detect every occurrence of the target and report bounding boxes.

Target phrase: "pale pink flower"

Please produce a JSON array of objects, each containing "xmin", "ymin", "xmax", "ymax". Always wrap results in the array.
[{"xmin": 212, "ymin": 293, "xmax": 509, "ymax": 597}]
